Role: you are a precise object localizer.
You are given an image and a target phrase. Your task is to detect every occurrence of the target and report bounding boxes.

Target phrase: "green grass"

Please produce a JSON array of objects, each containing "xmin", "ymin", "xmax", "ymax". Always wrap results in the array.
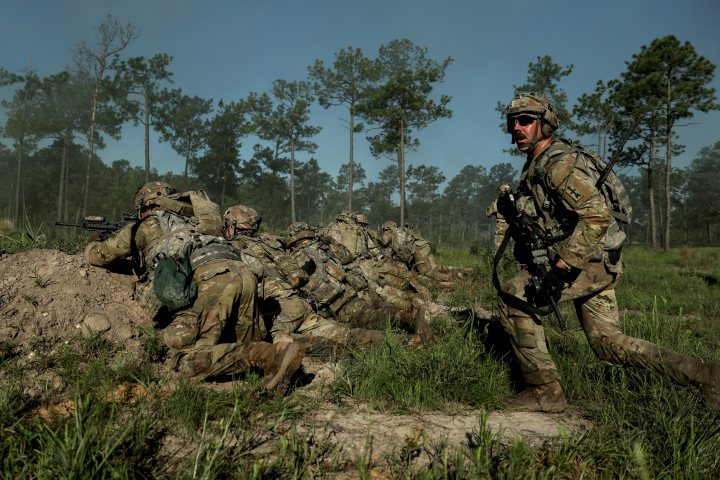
[
  {"xmin": 2, "ymin": 242, "xmax": 720, "ymax": 477},
  {"xmin": 331, "ymin": 245, "xmax": 720, "ymax": 478},
  {"xmin": 0, "ymin": 219, "xmax": 87, "ymax": 255}
]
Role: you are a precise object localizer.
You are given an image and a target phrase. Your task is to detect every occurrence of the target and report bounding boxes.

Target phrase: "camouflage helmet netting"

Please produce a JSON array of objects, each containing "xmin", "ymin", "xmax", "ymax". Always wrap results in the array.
[
  {"xmin": 285, "ymin": 222, "xmax": 315, "ymax": 246},
  {"xmin": 134, "ymin": 181, "xmax": 178, "ymax": 210},
  {"xmin": 335, "ymin": 210, "xmax": 358, "ymax": 224},
  {"xmin": 505, "ymin": 92, "xmax": 559, "ymax": 134},
  {"xmin": 224, "ymin": 205, "xmax": 262, "ymax": 231},
  {"xmin": 382, "ymin": 220, "xmax": 398, "ymax": 230},
  {"xmin": 355, "ymin": 212, "xmax": 368, "ymax": 225}
]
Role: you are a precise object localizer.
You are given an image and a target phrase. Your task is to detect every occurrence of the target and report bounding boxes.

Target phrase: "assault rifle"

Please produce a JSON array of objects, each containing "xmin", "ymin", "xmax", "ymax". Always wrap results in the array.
[
  {"xmin": 497, "ymin": 191, "xmax": 569, "ymax": 330},
  {"xmin": 55, "ymin": 213, "xmax": 138, "ymax": 234}
]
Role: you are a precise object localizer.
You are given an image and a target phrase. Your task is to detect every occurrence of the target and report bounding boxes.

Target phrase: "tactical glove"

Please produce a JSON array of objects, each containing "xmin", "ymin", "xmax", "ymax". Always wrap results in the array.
[{"xmin": 88, "ymin": 232, "xmax": 109, "ymax": 243}]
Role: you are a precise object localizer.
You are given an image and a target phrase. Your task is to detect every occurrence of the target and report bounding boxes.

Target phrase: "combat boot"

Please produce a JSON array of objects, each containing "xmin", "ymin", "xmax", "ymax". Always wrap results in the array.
[
  {"xmin": 248, "ymin": 342, "xmax": 306, "ymax": 395},
  {"xmin": 692, "ymin": 361, "xmax": 720, "ymax": 405},
  {"xmin": 505, "ymin": 381, "xmax": 568, "ymax": 413}
]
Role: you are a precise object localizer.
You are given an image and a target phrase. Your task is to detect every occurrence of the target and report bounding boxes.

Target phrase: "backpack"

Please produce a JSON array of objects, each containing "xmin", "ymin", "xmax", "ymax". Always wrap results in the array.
[
  {"xmin": 542, "ymin": 140, "xmax": 632, "ymax": 253},
  {"xmin": 131, "ymin": 205, "xmax": 239, "ymax": 315},
  {"xmin": 548, "ymin": 140, "xmax": 632, "ymax": 225}
]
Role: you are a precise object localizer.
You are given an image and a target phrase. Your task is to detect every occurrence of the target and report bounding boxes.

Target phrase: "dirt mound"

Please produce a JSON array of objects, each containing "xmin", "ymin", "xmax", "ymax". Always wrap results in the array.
[{"xmin": 0, "ymin": 249, "xmax": 151, "ymax": 355}]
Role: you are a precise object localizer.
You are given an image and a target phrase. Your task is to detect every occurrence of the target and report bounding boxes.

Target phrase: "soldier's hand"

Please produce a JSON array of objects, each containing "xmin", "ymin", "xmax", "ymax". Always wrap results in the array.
[{"xmin": 88, "ymin": 232, "xmax": 109, "ymax": 243}]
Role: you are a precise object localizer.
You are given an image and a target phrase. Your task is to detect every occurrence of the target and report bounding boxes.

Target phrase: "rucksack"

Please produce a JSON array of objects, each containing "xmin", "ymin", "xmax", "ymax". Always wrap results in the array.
[{"xmin": 548, "ymin": 139, "xmax": 632, "ymax": 225}]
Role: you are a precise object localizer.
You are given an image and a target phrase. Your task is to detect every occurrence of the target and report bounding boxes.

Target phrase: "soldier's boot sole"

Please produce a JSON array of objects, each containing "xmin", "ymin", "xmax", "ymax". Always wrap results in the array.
[
  {"xmin": 505, "ymin": 381, "xmax": 569, "ymax": 413},
  {"xmin": 262, "ymin": 342, "xmax": 305, "ymax": 395},
  {"xmin": 694, "ymin": 362, "xmax": 720, "ymax": 405}
]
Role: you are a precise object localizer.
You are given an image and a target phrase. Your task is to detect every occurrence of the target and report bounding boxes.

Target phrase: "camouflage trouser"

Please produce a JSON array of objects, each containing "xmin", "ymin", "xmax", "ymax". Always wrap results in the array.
[
  {"xmin": 163, "ymin": 259, "xmax": 267, "ymax": 378},
  {"xmin": 498, "ymin": 260, "xmax": 699, "ymax": 386},
  {"xmin": 263, "ymin": 293, "xmax": 386, "ymax": 352},
  {"xmin": 412, "ymin": 244, "xmax": 454, "ymax": 283},
  {"xmin": 337, "ymin": 293, "xmax": 417, "ymax": 333},
  {"xmin": 495, "ymin": 218, "xmax": 509, "ymax": 252}
]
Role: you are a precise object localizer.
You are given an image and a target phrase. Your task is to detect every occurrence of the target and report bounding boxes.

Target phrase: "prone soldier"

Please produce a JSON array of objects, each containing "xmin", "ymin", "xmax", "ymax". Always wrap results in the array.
[
  {"xmin": 285, "ymin": 222, "xmax": 430, "ymax": 340},
  {"xmin": 85, "ymin": 182, "xmax": 304, "ymax": 394},
  {"xmin": 223, "ymin": 206, "xmax": 389, "ymax": 350}
]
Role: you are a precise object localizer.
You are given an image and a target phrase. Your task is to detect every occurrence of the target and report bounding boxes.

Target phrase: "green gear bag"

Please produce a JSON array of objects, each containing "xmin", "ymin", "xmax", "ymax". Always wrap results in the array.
[{"xmin": 153, "ymin": 256, "xmax": 198, "ymax": 312}]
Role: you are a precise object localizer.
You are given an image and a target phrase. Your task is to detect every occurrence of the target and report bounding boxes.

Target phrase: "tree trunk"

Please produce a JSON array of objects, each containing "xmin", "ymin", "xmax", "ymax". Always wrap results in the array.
[
  {"xmin": 64, "ymin": 149, "xmax": 70, "ymax": 222},
  {"xmin": 664, "ymin": 79, "xmax": 673, "ymax": 252},
  {"xmin": 144, "ymin": 76, "xmax": 150, "ymax": 183},
  {"xmin": 683, "ymin": 185, "xmax": 687, "ymax": 245},
  {"xmin": 184, "ymin": 136, "xmax": 190, "ymax": 192},
  {"xmin": 290, "ymin": 137, "xmax": 296, "ymax": 223},
  {"xmin": 348, "ymin": 110, "xmax": 354, "ymax": 211},
  {"xmin": 7, "ymin": 181, "xmax": 13, "ymax": 221},
  {"xmin": 398, "ymin": 117, "xmax": 406, "ymax": 226},
  {"xmin": 221, "ymin": 162, "xmax": 227, "ymax": 212},
  {"xmin": 83, "ymin": 87, "xmax": 99, "ymax": 218},
  {"xmin": 13, "ymin": 85, "xmax": 30, "ymax": 225},
  {"xmin": 648, "ymin": 130, "xmax": 657, "ymax": 250},
  {"xmin": 57, "ymin": 127, "xmax": 70, "ymax": 222}
]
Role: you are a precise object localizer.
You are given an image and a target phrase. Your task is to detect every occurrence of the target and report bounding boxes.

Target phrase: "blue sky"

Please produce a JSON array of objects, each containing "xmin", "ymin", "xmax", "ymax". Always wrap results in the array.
[{"xmin": 1, "ymin": 0, "xmax": 719, "ymax": 188}]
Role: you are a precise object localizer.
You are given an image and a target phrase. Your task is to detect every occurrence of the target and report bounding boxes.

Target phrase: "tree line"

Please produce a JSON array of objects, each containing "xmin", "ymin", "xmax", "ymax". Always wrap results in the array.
[{"xmin": 0, "ymin": 14, "xmax": 718, "ymax": 248}]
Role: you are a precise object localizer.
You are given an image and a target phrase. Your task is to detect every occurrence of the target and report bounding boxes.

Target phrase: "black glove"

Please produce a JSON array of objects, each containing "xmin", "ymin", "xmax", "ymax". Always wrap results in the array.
[
  {"xmin": 88, "ymin": 232, "xmax": 109, "ymax": 243},
  {"xmin": 543, "ymin": 261, "xmax": 579, "ymax": 299}
]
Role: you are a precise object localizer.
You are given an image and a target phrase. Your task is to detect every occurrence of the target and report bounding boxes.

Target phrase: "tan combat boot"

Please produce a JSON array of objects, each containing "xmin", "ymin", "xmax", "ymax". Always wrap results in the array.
[
  {"xmin": 505, "ymin": 381, "xmax": 569, "ymax": 413},
  {"xmin": 693, "ymin": 362, "xmax": 720, "ymax": 405},
  {"xmin": 250, "ymin": 342, "xmax": 306, "ymax": 395}
]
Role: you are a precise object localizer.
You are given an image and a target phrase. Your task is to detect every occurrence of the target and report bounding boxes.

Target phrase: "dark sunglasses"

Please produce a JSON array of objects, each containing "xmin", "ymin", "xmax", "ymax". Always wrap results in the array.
[{"xmin": 507, "ymin": 115, "xmax": 536, "ymax": 131}]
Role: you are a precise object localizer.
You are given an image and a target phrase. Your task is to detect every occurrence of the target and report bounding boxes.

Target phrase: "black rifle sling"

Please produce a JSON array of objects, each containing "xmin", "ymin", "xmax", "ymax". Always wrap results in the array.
[
  {"xmin": 130, "ymin": 216, "xmax": 151, "ymax": 271},
  {"xmin": 492, "ymin": 225, "xmax": 552, "ymax": 320}
]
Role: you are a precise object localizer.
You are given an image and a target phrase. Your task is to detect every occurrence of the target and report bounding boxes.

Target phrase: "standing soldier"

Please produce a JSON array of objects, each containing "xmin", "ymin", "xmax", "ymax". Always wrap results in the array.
[
  {"xmin": 485, "ymin": 199, "xmax": 509, "ymax": 252},
  {"xmin": 496, "ymin": 93, "xmax": 720, "ymax": 412},
  {"xmin": 85, "ymin": 183, "xmax": 304, "ymax": 394},
  {"xmin": 223, "ymin": 206, "xmax": 389, "ymax": 350}
]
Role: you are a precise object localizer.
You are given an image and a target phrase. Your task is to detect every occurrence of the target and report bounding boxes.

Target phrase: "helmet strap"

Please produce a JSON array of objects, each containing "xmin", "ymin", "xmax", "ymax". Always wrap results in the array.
[{"xmin": 521, "ymin": 118, "xmax": 542, "ymax": 154}]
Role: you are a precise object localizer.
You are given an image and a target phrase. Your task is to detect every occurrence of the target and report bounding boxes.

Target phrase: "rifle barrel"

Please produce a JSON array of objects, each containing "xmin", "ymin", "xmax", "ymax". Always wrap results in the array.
[{"xmin": 596, "ymin": 116, "xmax": 642, "ymax": 189}]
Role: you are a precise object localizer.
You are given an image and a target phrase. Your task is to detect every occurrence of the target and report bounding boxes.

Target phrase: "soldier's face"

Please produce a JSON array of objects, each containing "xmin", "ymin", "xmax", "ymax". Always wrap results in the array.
[{"xmin": 512, "ymin": 115, "xmax": 543, "ymax": 151}]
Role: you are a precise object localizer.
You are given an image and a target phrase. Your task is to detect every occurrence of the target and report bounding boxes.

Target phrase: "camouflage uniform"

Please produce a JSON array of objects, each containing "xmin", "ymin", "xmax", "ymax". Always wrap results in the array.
[
  {"xmin": 322, "ymin": 210, "xmax": 367, "ymax": 258},
  {"xmin": 383, "ymin": 223, "xmax": 456, "ymax": 284},
  {"xmin": 86, "ymin": 183, "xmax": 303, "ymax": 392},
  {"xmin": 498, "ymin": 93, "xmax": 720, "ymax": 410},
  {"xmin": 223, "ymin": 206, "xmax": 385, "ymax": 351},
  {"xmin": 485, "ymin": 199, "xmax": 509, "ymax": 252},
  {"xmin": 287, "ymin": 222, "xmax": 428, "ymax": 337}
]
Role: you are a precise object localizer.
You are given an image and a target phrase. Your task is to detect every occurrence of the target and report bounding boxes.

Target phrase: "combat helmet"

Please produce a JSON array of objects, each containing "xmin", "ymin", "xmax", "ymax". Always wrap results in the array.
[
  {"xmin": 335, "ymin": 210, "xmax": 358, "ymax": 224},
  {"xmin": 134, "ymin": 182, "xmax": 180, "ymax": 211},
  {"xmin": 381, "ymin": 220, "xmax": 397, "ymax": 232},
  {"xmin": 224, "ymin": 205, "xmax": 262, "ymax": 234},
  {"xmin": 505, "ymin": 92, "xmax": 559, "ymax": 150},
  {"xmin": 285, "ymin": 222, "xmax": 316, "ymax": 247},
  {"xmin": 355, "ymin": 212, "xmax": 368, "ymax": 226}
]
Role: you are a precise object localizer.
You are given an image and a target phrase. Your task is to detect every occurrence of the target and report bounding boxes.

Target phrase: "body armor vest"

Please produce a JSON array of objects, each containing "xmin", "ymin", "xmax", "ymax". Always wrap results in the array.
[{"xmin": 290, "ymin": 241, "xmax": 347, "ymax": 307}]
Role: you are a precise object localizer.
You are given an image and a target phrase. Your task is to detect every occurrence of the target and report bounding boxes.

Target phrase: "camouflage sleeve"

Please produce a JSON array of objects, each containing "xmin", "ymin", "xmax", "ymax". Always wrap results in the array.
[
  {"xmin": 84, "ymin": 217, "xmax": 163, "ymax": 267},
  {"xmin": 546, "ymin": 153, "xmax": 611, "ymax": 270},
  {"xmin": 485, "ymin": 200, "xmax": 498, "ymax": 218}
]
